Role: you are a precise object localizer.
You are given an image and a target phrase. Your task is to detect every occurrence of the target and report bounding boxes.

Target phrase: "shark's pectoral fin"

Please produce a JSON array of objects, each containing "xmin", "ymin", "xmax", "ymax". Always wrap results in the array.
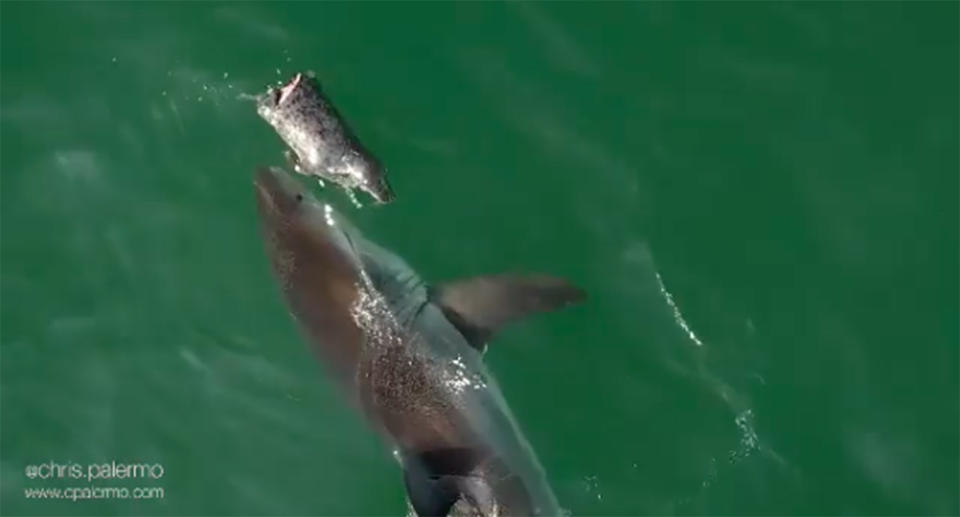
[
  {"xmin": 403, "ymin": 448, "xmax": 534, "ymax": 516},
  {"xmin": 430, "ymin": 274, "xmax": 586, "ymax": 350},
  {"xmin": 402, "ymin": 448, "xmax": 480, "ymax": 517},
  {"xmin": 403, "ymin": 468, "xmax": 461, "ymax": 517}
]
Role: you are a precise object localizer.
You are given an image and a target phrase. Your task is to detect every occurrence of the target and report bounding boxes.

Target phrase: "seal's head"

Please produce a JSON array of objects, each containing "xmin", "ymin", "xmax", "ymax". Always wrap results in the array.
[{"xmin": 339, "ymin": 150, "xmax": 395, "ymax": 205}]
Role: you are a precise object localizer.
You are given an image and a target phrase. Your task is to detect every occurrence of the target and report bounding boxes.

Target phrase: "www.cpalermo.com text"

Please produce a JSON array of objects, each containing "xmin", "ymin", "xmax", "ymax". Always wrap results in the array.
[{"xmin": 25, "ymin": 485, "xmax": 165, "ymax": 501}]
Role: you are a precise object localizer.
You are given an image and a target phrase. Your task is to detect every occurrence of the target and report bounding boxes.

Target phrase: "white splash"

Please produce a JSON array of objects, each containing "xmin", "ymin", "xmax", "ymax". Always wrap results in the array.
[
  {"xmin": 583, "ymin": 474, "xmax": 603, "ymax": 502},
  {"xmin": 307, "ymin": 146, "xmax": 320, "ymax": 167},
  {"xmin": 442, "ymin": 355, "xmax": 487, "ymax": 394},
  {"xmin": 654, "ymin": 271, "xmax": 704, "ymax": 347},
  {"xmin": 323, "ymin": 204, "xmax": 336, "ymax": 227},
  {"xmin": 349, "ymin": 272, "xmax": 403, "ymax": 351},
  {"xmin": 730, "ymin": 409, "xmax": 759, "ymax": 463}
]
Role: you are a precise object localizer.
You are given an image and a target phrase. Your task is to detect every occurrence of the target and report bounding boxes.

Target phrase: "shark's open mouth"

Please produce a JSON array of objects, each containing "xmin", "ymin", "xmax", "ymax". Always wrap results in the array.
[{"xmin": 277, "ymin": 73, "xmax": 302, "ymax": 105}]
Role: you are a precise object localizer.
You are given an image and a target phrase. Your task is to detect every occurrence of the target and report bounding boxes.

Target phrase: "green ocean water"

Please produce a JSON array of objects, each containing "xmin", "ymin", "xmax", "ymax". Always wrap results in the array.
[{"xmin": 1, "ymin": 2, "xmax": 957, "ymax": 516}]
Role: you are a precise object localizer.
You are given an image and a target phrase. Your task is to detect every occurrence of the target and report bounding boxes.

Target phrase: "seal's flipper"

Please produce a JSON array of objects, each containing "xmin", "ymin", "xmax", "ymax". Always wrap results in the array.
[{"xmin": 430, "ymin": 274, "xmax": 586, "ymax": 350}]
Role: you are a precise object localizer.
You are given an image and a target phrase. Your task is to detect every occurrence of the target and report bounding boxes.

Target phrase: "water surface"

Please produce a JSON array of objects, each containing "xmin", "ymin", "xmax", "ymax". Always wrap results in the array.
[{"xmin": 1, "ymin": 3, "xmax": 957, "ymax": 515}]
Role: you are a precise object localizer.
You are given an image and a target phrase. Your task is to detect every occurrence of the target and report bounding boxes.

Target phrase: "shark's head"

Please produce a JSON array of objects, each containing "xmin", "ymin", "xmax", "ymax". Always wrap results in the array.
[
  {"xmin": 254, "ymin": 166, "xmax": 364, "ymax": 294},
  {"xmin": 254, "ymin": 164, "xmax": 307, "ymax": 221},
  {"xmin": 254, "ymin": 166, "xmax": 375, "ymax": 381}
]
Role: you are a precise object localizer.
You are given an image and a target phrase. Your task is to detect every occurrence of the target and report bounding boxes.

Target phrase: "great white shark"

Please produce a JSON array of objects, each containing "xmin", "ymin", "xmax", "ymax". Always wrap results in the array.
[{"xmin": 254, "ymin": 166, "xmax": 585, "ymax": 516}]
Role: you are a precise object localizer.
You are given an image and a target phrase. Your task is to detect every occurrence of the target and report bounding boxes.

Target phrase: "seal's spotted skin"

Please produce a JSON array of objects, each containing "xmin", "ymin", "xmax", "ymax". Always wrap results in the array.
[{"xmin": 257, "ymin": 72, "xmax": 395, "ymax": 205}]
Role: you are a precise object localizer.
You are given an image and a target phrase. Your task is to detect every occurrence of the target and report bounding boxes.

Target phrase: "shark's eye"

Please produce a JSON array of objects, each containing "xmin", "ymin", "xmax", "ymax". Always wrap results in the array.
[{"xmin": 295, "ymin": 193, "xmax": 303, "ymax": 202}]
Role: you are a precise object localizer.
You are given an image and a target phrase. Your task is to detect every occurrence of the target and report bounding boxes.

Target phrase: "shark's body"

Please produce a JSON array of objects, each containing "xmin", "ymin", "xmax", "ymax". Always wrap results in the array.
[{"xmin": 254, "ymin": 167, "xmax": 583, "ymax": 516}]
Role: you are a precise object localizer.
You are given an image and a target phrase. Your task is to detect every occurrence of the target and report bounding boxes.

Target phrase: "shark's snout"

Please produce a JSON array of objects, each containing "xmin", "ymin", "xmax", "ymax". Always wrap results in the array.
[
  {"xmin": 254, "ymin": 167, "xmax": 364, "ymax": 278},
  {"xmin": 254, "ymin": 166, "xmax": 307, "ymax": 217}
]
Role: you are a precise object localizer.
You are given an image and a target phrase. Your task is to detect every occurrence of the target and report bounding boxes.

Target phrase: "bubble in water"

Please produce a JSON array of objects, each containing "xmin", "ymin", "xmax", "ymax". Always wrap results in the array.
[
  {"xmin": 729, "ymin": 409, "xmax": 759, "ymax": 463},
  {"xmin": 583, "ymin": 475, "xmax": 603, "ymax": 502},
  {"xmin": 223, "ymin": 72, "xmax": 229, "ymax": 79},
  {"xmin": 655, "ymin": 271, "xmax": 704, "ymax": 347},
  {"xmin": 703, "ymin": 457, "xmax": 717, "ymax": 487}
]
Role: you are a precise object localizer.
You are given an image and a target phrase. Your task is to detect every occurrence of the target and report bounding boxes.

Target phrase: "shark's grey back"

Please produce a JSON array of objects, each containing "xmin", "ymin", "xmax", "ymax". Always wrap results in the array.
[{"xmin": 355, "ymin": 236, "xmax": 563, "ymax": 515}]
